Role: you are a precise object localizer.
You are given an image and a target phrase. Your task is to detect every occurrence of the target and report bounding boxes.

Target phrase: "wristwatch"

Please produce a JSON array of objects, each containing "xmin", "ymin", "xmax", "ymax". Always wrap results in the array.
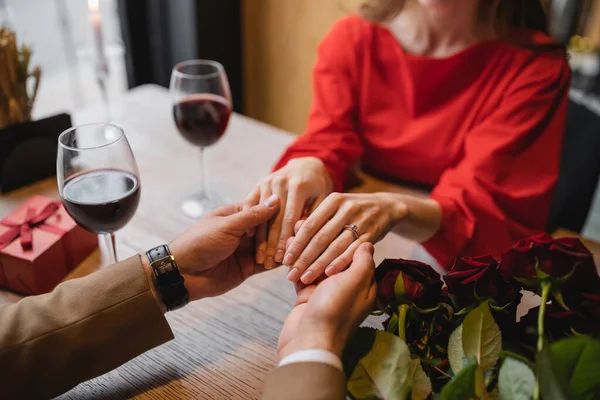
[{"xmin": 146, "ymin": 245, "xmax": 189, "ymax": 311}]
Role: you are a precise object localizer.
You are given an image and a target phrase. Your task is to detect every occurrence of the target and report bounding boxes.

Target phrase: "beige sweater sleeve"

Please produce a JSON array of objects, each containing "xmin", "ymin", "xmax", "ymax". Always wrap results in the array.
[
  {"xmin": 262, "ymin": 362, "xmax": 347, "ymax": 400},
  {"xmin": 0, "ymin": 255, "xmax": 174, "ymax": 399}
]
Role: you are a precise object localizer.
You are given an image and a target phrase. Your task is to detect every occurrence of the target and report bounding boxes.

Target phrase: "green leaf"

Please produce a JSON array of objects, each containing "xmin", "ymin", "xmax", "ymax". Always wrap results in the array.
[
  {"xmin": 497, "ymin": 351, "xmax": 535, "ymax": 371},
  {"xmin": 546, "ymin": 336, "xmax": 600, "ymax": 399},
  {"xmin": 535, "ymin": 259, "xmax": 550, "ymax": 280},
  {"xmin": 409, "ymin": 359, "xmax": 432, "ymax": 400},
  {"xmin": 346, "ymin": 328, "xmax": 413, "ymax": 400},
  {"xmin": 537, "ymin": 346, "xmax": 569, "ymax": 400},
  {"xmin": 456, "ymin": 305, "xmax": 476, "ymax": 316},
  {"xmin": 414, "ymin": 305, "xmax": 440, "ymax": 315},
  {"xmin": 394, "ymin": 272, "xmax": 405, "ymax": 300},
  {"xmin": 343, "ymin": 328, "xmax": 377, "ymax": 378},
  {"xmin": 462, "ymin": 301, "xmax": 502, "ymax": 372},
  {"xmin": 488, "ymin": 385, "xmax": 500, "ymax": 400},
  {"xmin": 387, "ymin": 313, "xmax": 399, "ymax": 334},
  {"xmin": 513, "ymin": 276, "xmax": 540, "ymax": 288},
  {"xmin": 552, "ymin": 290, "xmax": 570, "ymax": 311},
  {"xmin": 489, "ymin": 301, "xmax": 514, "ymax": 312},
  {"xmin": 553, "ymin": 264, "xmax": 577, "ymax": 285},
  {"xmin": 498, "ymin": 357, "xmax": 535, "ymax": 400},
  {"xmin": 448, "ymin": 325, "xmax": 466, "ymax": 375},
  {"xmin": 440, "ymin": 357, "xmax": 485, "ymax": 400}
]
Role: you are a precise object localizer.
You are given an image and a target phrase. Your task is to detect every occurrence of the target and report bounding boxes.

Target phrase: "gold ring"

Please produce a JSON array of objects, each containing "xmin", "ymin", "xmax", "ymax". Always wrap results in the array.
[{"xmin": 343, "ymin": 224, "xmax": 360, "ymax": 240}]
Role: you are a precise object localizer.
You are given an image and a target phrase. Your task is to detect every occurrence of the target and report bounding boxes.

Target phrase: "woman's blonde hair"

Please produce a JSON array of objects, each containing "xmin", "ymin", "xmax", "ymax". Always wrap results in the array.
[
  {"xmin": 359, "ymin": 0, "xmax": 565, "ymax": 54},
  {"xmin": 360, "ymin": 0, "xmax": 550, "ymax": 37}
]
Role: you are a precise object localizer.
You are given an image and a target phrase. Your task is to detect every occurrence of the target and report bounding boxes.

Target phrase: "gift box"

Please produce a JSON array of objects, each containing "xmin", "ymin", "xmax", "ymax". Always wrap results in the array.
[{"xmin": 0, "ymin": 195, "xmax": 97, "ymax": 295}]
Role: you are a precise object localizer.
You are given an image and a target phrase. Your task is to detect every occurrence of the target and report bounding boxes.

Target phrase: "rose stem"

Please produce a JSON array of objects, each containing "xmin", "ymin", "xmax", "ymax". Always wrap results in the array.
[
  {"xmin": 398, "ymin": 304, "xmax": 409, "ymax": 342},
  {"xmin": 537, "ymin": 281, "xmax": 551, "ymax": 352}
]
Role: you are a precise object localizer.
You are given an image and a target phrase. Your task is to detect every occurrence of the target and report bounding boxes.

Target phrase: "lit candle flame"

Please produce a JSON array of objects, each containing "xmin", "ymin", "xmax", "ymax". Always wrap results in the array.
[{"xmin": 88, "ymin": 0, "xmax": 99, "ymax": 13}]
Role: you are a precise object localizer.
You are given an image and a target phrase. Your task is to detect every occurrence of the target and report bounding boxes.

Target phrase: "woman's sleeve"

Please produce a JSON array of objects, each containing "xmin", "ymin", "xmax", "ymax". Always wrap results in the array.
[
  {"xmin": 273, "ymin": 17, "xmax": 365, "ymax": 192},
  {"xmin": 423, "ymin": 55, "xmax": 571, "ymax": 268}
]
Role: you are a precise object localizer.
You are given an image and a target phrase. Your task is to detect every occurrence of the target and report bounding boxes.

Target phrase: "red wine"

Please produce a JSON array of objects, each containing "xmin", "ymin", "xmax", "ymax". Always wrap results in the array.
[
  {"xmin": 62, "ymin": 170, "xmax": 141, "ymax": 234},
  {"xmin": 173, "ymin": 94, "xmax": 231, "ymax": 147}
]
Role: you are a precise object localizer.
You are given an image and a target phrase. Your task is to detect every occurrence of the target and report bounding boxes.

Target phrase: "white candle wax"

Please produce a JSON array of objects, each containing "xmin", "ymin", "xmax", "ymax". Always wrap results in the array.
[{"xmin": 88, "ymin": 0, "xmax": 106, "ymax": 62}]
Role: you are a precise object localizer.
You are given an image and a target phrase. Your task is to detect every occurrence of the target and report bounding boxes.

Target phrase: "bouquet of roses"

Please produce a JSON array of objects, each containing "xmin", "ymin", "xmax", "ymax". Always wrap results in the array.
[{"xmin": 342, "ymin": 233, "xmax": 600, "ymax": 399}]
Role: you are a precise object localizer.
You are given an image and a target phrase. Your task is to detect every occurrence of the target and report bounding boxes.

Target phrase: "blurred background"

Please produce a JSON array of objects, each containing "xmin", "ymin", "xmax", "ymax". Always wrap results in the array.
[{"xmin": 2, "ymin": 0, "xmax": 599, "ymax": 241}]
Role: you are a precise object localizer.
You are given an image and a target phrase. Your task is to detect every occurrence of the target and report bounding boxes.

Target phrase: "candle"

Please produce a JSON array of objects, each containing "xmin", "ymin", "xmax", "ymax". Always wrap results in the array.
[
  {"xmin": 88, "ymin": 0, "xmax": 110, "ymax": 118},
  {"xmin": 88, "ymin": 0, "xmax": 106, "ymax": 63}
]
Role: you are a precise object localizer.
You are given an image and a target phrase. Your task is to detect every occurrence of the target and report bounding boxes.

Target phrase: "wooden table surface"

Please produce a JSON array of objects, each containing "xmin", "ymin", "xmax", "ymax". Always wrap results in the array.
[{"xmin": 1, "ymin": 84, "xmax": 599, "ymax": 399}]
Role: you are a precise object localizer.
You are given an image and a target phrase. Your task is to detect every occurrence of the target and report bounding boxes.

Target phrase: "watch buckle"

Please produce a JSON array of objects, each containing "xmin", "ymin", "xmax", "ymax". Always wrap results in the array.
[{"xmin": 151, "ymin": 255, "xmax": 175, "ymax": 273}]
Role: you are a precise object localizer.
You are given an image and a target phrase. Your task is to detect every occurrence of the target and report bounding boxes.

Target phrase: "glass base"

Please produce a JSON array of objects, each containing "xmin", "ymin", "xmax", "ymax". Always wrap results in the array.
[{"xmin": 182, "ymin": 191, "xmax": 231, "ymax": 219}]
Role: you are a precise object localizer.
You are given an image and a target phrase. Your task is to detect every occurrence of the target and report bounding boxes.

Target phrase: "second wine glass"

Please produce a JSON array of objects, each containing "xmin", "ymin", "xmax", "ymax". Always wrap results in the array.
[
  {"xmin": 170, "ymin": 59, "xmax": 232, "ymax": 218},
  {"xmin": 57, "ymin": 123, "xmax": 141, "ymax": 265}
]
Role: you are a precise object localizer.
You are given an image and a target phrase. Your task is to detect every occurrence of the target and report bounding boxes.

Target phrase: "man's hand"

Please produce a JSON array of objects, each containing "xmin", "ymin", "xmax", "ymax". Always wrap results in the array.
[
  {"xmin": 164, "ymin": 195, "xmax": 280, "ymax": 301},
  {"xmin": 278, "ymin": 242, "xmax": 376, "ymax": 359}
]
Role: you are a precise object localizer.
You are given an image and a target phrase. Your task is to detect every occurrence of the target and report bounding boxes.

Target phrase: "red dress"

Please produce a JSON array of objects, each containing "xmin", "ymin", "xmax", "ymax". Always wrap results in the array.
[{"xmin": 274, "ymin": 16, "xmax": 571, "ymax": 268}]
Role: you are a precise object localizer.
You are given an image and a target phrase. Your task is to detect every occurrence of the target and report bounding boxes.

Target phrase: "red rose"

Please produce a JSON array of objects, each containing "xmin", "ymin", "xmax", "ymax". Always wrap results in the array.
[
  {"xmin": 499, "ymin": 233, "xmax": 599, "ymax": 293},
  {"xmin": 580, "ymin": 293, "xmax": 600, "ymax": 323},
  {"xmin": 562, "ymin": 291, "xmax": 600, "ymax": 335},
  {"xmin": 375, "ymin": 259, "xmax": 443, "ymax": 310},
  {"xmin": 444, "ymin": 255, "xmax": 521, "ymax": 309}
]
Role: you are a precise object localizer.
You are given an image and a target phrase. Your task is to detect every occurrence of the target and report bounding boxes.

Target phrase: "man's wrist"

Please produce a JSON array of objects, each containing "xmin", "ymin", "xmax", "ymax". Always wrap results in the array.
[
  {"xmin": 167, "ymin": 241, "xmax": 203, "ymax": 302},
  {"xmin": 141, "ymin": 254, "xmax": 168, "ymax": 314},
  {"xmin": 279, "ymin": 331, "xmax": 342, "ymax": 360}
]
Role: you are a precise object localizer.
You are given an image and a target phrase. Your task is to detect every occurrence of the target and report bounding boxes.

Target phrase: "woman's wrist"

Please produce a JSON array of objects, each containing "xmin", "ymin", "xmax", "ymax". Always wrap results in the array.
[
  {"xmin": 376, "ymin": 192, "xmax": 410, "ymax": 226},
  {"xmin": 389, "ymin": 193, "xmax": 442, "ymax": 243}
]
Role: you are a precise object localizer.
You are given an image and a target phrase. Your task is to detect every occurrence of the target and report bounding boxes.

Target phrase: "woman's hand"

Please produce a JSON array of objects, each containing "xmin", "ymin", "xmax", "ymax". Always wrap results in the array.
[
  {"xmin": 284, "ymin": 192, "xmax": 407, "ymax": 284},
  {"xmin": 244, "ymin": 157, "xmax": 333, "ymax": 269}
]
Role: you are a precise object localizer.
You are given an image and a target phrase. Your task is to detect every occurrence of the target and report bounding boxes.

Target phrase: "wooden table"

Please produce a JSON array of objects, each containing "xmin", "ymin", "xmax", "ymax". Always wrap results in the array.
[
  {"xmin": 1, "ymin": 84, "xmax": 598, "ymax": 399},
  {"xmin": 0, "ymin": 85, "xmax": 422, "ymax": 399}
]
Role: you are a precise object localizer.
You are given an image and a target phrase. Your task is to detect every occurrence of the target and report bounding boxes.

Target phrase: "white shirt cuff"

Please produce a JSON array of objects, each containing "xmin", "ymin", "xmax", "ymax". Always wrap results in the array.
[{"xmin": 279, "ymin": 349, "xmax": 343, "ymax": 371}]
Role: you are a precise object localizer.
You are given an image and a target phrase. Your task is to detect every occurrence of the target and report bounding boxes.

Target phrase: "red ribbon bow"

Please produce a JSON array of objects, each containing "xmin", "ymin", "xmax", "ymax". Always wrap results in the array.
[{"xmin": 0, "ymin": 202, "xmax": 65, "ymax": 251}]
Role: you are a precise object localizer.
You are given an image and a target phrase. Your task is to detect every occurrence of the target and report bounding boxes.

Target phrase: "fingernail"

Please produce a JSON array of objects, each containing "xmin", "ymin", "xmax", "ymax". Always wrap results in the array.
[
  {"xmin": 287, "ymin": 267, "xmax": 301, "ymax": 282},
  {"xmin": 283, "ymin": 253, "xmax": 294, "ymax": 265},
  {"xmin": 325, "ymin": 265, "xmax": 335, "ymax": 276},
  {"xmin": 256, "ymin": 250, "xmax": 265, "ymax": 264},
  {"xmin": 264, "ymin": 194, "xmax": 278, "ymax": 207},
  {"xmin": 365, "ymin": 243, "xmax": 375, "ymax": 255},
  {"xmin": 265, "ymin": 257, "xmax": 274, "ymax": 270},
  {"xmin": 275, "ymin": 249, "xmax": 285, "ymax": 263},
  {"xmin": 300, "ymin": 270, "xmax": 313, "ymax": 284}
]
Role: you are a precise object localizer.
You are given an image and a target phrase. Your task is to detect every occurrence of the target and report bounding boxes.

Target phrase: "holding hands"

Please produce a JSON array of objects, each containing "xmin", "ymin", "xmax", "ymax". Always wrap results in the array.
[
  {"xmin": 168, "ymin": 188, "xmax": 379, "ymax": 363},
  {"xmin": 166, "ymin": 195, "xmax": 280, "ymax": 301},
  {"xmin": 284, "ymin": 192, "xmax": 407, "ymax": 284},
  {"xmin": 245, "ymin": 156, "xmax": 409, "ymax": 286},
  {"xmin": 244, "ymin": 157, "xmax": 333, "ymax": 270},
  {"xmin": 277, "ymin": 242, "xmax": 377, "ymax": 359}
]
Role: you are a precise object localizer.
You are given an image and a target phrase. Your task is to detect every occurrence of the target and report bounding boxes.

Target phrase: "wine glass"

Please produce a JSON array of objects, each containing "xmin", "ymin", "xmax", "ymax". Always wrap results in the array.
[
  {"xmin": 57, "ymin": 123, "xmax": 141, "ymax": 265},
  {"xmin": 170, "ymin": 59, "xmax": 232, "ymax": 218}
]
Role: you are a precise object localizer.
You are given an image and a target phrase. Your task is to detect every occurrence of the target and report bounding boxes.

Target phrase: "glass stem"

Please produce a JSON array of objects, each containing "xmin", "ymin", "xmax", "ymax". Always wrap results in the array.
[
  {"xmin": 102, "ymin": 233, "xmax": 117, "ymax": 265},
  {"xmin": 199, "ymin": 147, "xmax": 207, "ymax": 200}
]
